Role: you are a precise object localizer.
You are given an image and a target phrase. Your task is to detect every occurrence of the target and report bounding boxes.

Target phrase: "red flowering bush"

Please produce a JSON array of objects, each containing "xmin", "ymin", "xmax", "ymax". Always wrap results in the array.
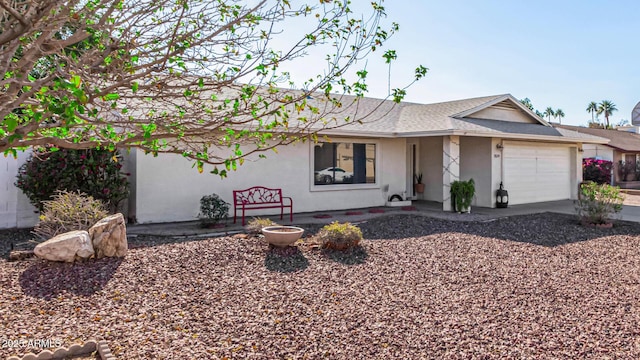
[
  {"xmin": 15, "ymin": 148, "xmax": 129, "ymax": 213},
  {"xmin": 583, "ymin": 158, "xmax": 613, "ymax": 184}
]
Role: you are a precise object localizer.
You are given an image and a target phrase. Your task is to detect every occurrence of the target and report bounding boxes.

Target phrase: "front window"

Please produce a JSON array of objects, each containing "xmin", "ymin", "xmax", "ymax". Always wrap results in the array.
[{"xmin": 313, "ymin": 142, "xmax": 376, "ymax": 185}]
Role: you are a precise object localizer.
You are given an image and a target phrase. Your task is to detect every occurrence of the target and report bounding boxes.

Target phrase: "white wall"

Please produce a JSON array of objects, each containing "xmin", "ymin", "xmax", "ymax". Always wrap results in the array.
[
  {"xmin": 570, "ymin": 147, "xmax": 581, "ymax": 200},
  {"xmin": 582, "ymin": 144, "xmax": 614, "ymax": 161},
  {"xmin": 460, "ymin": 137, "xmax": 493, "ymax": 207},
  {"xmin": 490, "ymin": 138, "xmax": 503, "ymax": 209},
  {"xmin": 0, "ymin": 151, "xmax": 39, "ymax": 229},
  {"xmin": 419, "ymin": 137, "xmax": 443, "ymax": 202},
  {"xmin": 129, "ymin": 137, "xmax": 407, "ymax": 224}
]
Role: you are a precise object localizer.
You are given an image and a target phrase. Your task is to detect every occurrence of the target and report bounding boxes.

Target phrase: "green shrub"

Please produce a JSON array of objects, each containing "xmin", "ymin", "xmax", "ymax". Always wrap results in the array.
[
  {"xmin": 198, "ymin": 193, "xmax": 229, "ymax": 226},
  {"xmin": 450, "ymin": 178, "xmax": 475, "ymax": 213},
  {"xmin": 317, "ymin": 222, "xmax": 363, "ymax": 250},
  {"xmin": 245, "ymin": 217, "xmax": 279, "ymax": 236},
  {"xmin": 15, "ymin": 148, "xmax": 129, "ymax": 213},
  {"xmin": 576, "ymin": 181, "xmax": 624, "ymax": 225},
  {"xmin": 33, "ymin": 190, "xmax": 108, "ymax": 240}
]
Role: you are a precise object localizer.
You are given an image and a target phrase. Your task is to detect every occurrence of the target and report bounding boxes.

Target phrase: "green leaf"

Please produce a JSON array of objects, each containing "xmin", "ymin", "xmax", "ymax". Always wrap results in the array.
[
  {"xmin": 382, "ymin": 50, "xmax": 397, "ymax": 64},
  {"xmin": 415, "ymin": 65, "xmax": 429, "ymax": 80},
  {"xmin": 70, "ymin": 75, "xmax": 82, "ymax": 88},
  {"xmin": 104, "ymin": 93, "xmax": 120, "ymax": 101},
  {"xmin": 132, "ymin": 82, "xmax": 139, "ymax": 93},
  {"xmin": 4, "ymin": 117, "xmax": 17, "ymax": 132}
]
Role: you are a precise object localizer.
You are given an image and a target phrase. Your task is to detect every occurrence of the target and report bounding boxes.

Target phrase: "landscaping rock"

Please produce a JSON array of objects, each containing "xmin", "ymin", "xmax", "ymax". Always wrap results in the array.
[
  {"xmin": 8, "ymin": 249, "xmax": 35, "ymax": 261},
  {"xmin": 89, "ymin": 213, "xmax": 127, "ymax": 258},
  {"xmin": 33, "ymin": 231, "xmax": 94, "ymax": 262}
]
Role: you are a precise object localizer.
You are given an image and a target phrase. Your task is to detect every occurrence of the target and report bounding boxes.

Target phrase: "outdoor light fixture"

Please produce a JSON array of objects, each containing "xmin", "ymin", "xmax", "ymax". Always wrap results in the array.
[
  {"xmin": 578, "ymin": 147, "xmax": 584, "ymax": 153},
  {"xmin": 496, "ymin": 182, "xmax": 509, "ymax": 208},
  {"xmin": 496, "ymin": 143, "xmax": 504, "ymax": 150}
]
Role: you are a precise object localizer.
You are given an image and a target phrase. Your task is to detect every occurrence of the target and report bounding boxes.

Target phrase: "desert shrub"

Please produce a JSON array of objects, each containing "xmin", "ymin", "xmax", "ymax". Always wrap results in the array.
[
  {"xmin": 583, "ymin": 158, "xmax": 612, "ymax": 184},
  {"xmin": 576, "ymin": 181, "xmax": 624, "ymax": 226},
  {"xmin": 317, "ymin": 221, "xmax": 363, "ymax": 250},
  {"xmin": 15, "ymin": 148, "xmax": 129, "ymax": 212},
  {"xmin": 34, "ymin": 190, "xmax": 108, "ymax": 240},
  {"xmin": 245, "ymin": 217, "xmax": 279, "ymax": 236},
  {"xmin": 198, "ymin": 193, "xmax": 229, "ymax": 226}
]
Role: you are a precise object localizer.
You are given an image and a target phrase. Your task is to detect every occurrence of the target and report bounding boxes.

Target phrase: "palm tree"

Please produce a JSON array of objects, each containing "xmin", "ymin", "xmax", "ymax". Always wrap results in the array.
[
  {"xmin": 555, "ymin": 108, "xmax": 565, "ymax": 124},
  {"xmin": 597, "ymin": 100, "xmax": 618, "ymax": 128},
  {"xmin": 586, "ymin": 101, "xmax": 598, "ymax": 123},
  {"xmin": 544, "ymin": 107, "xmax": 555, "ymax": 122}
]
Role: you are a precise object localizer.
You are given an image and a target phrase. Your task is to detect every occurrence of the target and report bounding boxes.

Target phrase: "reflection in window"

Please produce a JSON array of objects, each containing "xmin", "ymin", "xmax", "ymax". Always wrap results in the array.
[{"xmin": 313, "ymin": 142, "xmax": 376, "ymax": 185}]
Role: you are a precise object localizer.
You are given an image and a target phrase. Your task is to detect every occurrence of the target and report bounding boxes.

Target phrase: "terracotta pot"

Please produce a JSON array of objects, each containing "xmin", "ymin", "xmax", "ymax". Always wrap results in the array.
[
  {"xmin": 414, "ymin": 183, "xmax": 425, "ymax": 194},
  {"xmin": 581, "ymin": 220, "xmax": 613, "ymax": 228},
  {"xmin": 262, "ymin": 226, "xmax": 304, "ymax": 247}
]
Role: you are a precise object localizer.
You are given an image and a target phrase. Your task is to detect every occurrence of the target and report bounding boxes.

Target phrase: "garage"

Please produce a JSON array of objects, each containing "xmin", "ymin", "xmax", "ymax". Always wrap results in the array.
[{"xmin": 503, "ymin": 141, "xmax": 571, "ymax": 205}]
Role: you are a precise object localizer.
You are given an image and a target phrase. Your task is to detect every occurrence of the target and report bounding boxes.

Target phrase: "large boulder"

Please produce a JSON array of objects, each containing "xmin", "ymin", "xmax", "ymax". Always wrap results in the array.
[
  {"xmin": 89, "ymin": 213, "xmax": 127, "ymax": 258},
  {"xmin": 34, "ymin": 231, "xmax": 94, "ymax": 262}
]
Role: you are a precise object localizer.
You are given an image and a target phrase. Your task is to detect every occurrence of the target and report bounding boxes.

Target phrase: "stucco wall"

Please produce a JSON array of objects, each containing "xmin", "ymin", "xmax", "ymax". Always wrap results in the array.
[
  {"xmin": 0, "ymin": 151, "xmax": 39, "ymax": 229},
  {"xmin": 612, "ymin": 151, "xmax": 624, "ymax": 184},
  {"xmin": 460, "ymin": 137, "xmax": 492, "ymax": 207},
  {"xmin": 419, "ymin": 137, "xmax": 443, "ymax": 202},
  {"xmin": 490, "ymin": 138, "xmax": 503, "ymax": 209},
  {"xmin": 582, "ymin": 144, "xmax": 614, "ymax": 161},
  {"xmin": 570, "ymin": 147, "xmax": 581, "ymax": 199},
  {"xmin": 129, "ymin": 137, "xmax": 407, "ymax": 224}
]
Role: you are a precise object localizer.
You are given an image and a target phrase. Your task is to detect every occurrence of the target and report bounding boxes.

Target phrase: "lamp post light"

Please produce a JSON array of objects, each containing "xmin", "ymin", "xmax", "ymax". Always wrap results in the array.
[{"xmin": 496, "ymin": 182, "xmax": 509, "ymax": 208}]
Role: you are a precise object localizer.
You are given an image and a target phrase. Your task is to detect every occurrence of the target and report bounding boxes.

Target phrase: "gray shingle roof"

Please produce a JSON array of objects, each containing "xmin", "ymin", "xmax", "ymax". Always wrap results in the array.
[
  {"xmin": 235, "ymin": 90, "xmax": 607, "ymax": 144},
  {"xmin": 394, "ymin": 95, "xmax": 506, "ymax": 133},
  {"xmin": 315, "ymin": 93, "xmax": 607, "ymax": 144},
  {"xmin": 556, "ymin": 125, "xmax": 640, "ymax": 151}
]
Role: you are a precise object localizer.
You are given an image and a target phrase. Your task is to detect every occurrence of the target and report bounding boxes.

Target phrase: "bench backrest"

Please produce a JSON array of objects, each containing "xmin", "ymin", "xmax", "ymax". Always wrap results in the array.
[{"xmin": 233, "ymin": 186, "xmax": 283, "ymax": 205}]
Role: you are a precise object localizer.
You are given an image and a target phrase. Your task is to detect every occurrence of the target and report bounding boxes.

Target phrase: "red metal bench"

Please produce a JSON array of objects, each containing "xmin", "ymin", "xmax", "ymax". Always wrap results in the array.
[{"xmin": 233, "ymin": 186, "xmax": 293, "ymax": 226}]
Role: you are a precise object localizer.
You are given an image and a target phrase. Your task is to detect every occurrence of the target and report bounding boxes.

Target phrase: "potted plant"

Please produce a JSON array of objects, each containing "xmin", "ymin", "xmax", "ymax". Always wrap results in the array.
[
  {"xmin": 198, "ymin": 193, "xmax": 230, "ymax": 228},
  {"xmin": 414, "ymin": 173, "xmax": 425, "ymax": 194},
  {"xmin": 450, "ymin": 178, "xmax": 475, "ymax": 213},
  {"xmin": 261, "ymin": 226, "xmax": 305, "ymax": 247}
]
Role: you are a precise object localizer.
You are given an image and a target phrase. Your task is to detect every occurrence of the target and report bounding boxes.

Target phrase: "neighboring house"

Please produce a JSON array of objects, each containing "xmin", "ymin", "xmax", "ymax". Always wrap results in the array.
[
  {"xmin": 0, "ymin": 93, "xmax": 609, "ymax": 228},
  {"xmin": 123, "ymin": 94, "xmax": 606, "ymax": 224},
  {"xmin": 556, "ymin": 124, "xmax": 640, "ymax": 184}
]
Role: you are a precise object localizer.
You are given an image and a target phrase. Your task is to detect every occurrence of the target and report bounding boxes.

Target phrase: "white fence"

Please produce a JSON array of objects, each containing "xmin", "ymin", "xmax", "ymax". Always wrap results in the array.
[{"xmin": 0, "ymin": 151, "xmax": 39, "ymax": 229}]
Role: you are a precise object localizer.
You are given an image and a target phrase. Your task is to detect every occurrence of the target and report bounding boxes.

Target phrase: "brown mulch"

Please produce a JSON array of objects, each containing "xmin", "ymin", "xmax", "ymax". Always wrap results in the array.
[{"xmin": 2, "ymin": 213, "xmax": 640, "ymax": 359}]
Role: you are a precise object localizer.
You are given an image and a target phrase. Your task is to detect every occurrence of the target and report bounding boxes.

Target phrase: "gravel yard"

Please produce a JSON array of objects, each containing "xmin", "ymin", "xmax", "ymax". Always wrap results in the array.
[{"xmin": 2, "ymin": 212, "xmax": 640, "ymax": 359}]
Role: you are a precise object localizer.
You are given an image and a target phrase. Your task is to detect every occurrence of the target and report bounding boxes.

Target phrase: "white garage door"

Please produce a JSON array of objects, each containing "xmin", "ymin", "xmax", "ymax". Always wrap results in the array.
[{"xmin": 503, "ymin": 142, "xmax": 571, "ymax": 205}]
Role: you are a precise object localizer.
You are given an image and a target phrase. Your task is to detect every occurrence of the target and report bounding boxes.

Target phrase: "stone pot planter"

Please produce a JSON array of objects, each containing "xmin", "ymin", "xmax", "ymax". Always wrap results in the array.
[{"xmin": 262, "ymin": 226, "xmax": 304, "ymax": 247}]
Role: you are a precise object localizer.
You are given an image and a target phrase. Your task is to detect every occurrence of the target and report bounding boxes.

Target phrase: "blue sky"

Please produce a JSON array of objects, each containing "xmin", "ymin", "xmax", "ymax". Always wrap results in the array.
[{"xmin": 329, "ymin": 0, "xmax": 640, "ymax": 126}]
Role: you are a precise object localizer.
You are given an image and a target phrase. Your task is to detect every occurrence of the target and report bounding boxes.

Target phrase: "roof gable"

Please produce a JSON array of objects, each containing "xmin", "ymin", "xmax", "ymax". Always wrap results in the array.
[{"xmin": 452, "ymin": 94, "xmax": 549, "ymax": 126}]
